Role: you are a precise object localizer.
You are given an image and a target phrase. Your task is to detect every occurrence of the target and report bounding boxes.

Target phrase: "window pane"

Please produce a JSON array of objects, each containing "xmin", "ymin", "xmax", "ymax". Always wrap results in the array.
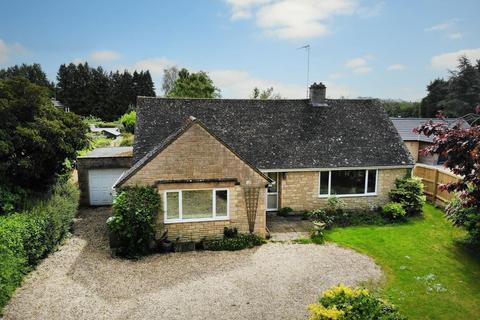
[
  {"xmin": 267, "ymin": 194, "xmax": 278, "ymax": 210},
  {"xmin": 331, "ymin": 170, "xmax": 366, "ymax": 195},
  {"xmin": 166, "ymin": 192, "xmax": 179, "ymax": 219},
  {"xmin": 215, "ymin": 190, "xmax": 228, "ymax": 217},
  {"xmin": 267, "ymin": 172, "xmax": 278, "ymax": 193},
  {"xmin": 182, "ymin": 190, "xmax": 213, "ymax": 219},
  {"xmin": 367, "ymin": 170, "xmax": 377, "ymax": 193},
  {"xmin": 319, "ymin": 171, "xmax": 329, "ymax": 195}
]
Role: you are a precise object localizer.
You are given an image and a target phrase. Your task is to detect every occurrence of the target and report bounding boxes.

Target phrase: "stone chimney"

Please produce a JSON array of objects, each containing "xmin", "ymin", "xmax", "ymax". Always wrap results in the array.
[{"xmin": 309, "ymin": 82, "xmax": 328, "ymax": 107}]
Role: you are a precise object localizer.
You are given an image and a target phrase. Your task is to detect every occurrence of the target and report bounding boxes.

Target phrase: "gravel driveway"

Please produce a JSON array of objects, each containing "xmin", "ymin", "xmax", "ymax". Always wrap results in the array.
[{"xmin": 3, "ymin": 207, "xmax": 382, "ymax": 320}]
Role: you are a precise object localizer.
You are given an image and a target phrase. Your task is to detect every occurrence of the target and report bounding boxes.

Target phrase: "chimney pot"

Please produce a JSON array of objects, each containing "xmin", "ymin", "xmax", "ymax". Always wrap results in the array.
[{"xmin": 309, "ymin": 82, "xmax": 327, "ymax": 107}]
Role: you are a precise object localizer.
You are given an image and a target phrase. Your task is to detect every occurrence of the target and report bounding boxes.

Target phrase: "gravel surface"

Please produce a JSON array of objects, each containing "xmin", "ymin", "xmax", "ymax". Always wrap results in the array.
[{"xmin": 3, "ymin": 207, "xmax": 382, "ymax": 320}]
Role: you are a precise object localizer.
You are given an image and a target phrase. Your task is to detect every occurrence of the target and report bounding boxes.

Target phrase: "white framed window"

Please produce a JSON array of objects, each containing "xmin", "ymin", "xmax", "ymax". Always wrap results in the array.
[
  {"xmin": 164, "ymin": 188, "xmax": 229, "ymax": 223},
  {"xmin": 318, "ymin": 169, "xmax": 378, "ymax": 197}
]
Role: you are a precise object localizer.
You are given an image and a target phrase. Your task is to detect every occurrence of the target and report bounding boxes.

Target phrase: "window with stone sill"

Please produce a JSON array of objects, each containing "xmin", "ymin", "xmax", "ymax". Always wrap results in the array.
[{"xmin": 164, "ymin": 189, "xmax": 229, "ymax": 223}]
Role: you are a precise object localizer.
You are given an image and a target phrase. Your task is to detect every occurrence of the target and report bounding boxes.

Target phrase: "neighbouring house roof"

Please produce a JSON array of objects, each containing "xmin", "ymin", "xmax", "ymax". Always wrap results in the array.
[
  {"xmin": 390, "ymin": 118, "xmax": 470, "ymax": 143},
  {"xmin": 78, "ymin": 146, "xmax": 133, "ymax": 159},
  {"xmin": 132, "ymin": 97, "xmax": 413, "ymax": 170},
  {"xmin": 115, "ymin": 117, "xmax": 271, "ymax": 187},
  {"xmin": 90, "ymin": 125, "xmax": 122, "ymax": 137}
]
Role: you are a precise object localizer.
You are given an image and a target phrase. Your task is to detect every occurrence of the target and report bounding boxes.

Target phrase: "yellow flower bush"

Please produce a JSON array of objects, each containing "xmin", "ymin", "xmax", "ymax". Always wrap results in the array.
[
  {"xmin": 307, "ymin": 284, "xmax": 405, "ymax": 320},
  {"xmin": 308, "ymin": 304, "xmax": 344, "ymax": 320}
]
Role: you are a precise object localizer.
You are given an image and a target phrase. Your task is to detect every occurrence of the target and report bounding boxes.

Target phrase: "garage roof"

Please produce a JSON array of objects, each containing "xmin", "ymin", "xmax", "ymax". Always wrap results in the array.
[{"xmin": 79, "ymin": 147, "xmax": 133, "ymax": 159}]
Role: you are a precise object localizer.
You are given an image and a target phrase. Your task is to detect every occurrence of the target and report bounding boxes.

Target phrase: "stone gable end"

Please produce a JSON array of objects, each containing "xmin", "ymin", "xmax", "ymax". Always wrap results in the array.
[{"xmin": 123, "ymin": 122, "xmax": 267, "ymax": 240}]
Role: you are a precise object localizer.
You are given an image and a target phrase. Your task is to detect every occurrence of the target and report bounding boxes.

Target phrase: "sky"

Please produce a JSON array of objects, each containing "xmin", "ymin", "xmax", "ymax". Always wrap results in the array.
[{"xmin": 1, "ymin": 0, "xmax": 479, "ymax": 101}]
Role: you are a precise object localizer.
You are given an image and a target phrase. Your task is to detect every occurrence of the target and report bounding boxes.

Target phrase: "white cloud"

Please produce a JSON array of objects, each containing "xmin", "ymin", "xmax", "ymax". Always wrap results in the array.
[
  {"xmin": 209, "ymin": 68, "xmax": 353, "ymax": 98},
  {"xmin": 71, "ymin": 58, "xmax": 85, "ymax": 65},
  {"xmin": 345, "ymin": 55, "xmax": 372, "ymax": 74},
  {"xmin": 90, "ymin": 50, "xmax": 121, "ymax": 62},
  {"xmin": 345, "ymin": 57, "xmax": 367, "ymax": 68},
  {"xmin": 329, "ymin": 72, "xmax": 343, "ymax": 79},
  {"xmin": 131, "ymin": 57, "xmax": 177, "ymax": 75},
  {"xmin": 387, "ymin": 63, "xmax": 406, "ymax": 71},
  {"xmin": 356, "ymin": 1, "xmax": 384, "ymax": 18},
  {"xmin": 226, "ymin": 0, "xmax": 358, "ymax": 39},
  {"xmin": 425, "ymin": 21, "xmax": 453, "ymax": 32},
  {"xmin": 431, "ymin": 48, "xmax": 480, "ymax": 70},
  {"xmin": 447, "ymin": 32, "xmax": 463, "ymax": 40},
  {"xmin": 0, "ymin": 39, "xmax": 26, "ymax": 65}
]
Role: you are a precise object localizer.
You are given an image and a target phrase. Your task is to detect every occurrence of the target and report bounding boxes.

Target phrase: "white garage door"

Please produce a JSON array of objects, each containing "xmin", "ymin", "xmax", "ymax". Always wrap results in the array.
[{"xmin": 88, "ymin": 168, "xmax": 126, "ymax": 205}]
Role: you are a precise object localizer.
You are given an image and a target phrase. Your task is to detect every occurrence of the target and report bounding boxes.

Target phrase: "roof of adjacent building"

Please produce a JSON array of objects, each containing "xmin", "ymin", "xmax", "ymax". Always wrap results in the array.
[
  {"xmin": 89, "ymin": 125, "xmax": 122, "ymax": 137},
  {"xmin": 132, "ymin": 97, "xmax": 413, "ymax": 170},
  {"xmin": 79, "ymin": 146, "xmax": 133, "ymax": 159},
  {"xmin": 390, "ymin": 118, "xmax": 470, "ymax": 143}
]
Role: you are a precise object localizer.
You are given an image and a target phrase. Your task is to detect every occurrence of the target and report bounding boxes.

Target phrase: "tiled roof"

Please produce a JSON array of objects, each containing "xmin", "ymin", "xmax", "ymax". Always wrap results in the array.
[{"xmin": 132, "ymin": 97, "xmax": 414, "ymax": 170}]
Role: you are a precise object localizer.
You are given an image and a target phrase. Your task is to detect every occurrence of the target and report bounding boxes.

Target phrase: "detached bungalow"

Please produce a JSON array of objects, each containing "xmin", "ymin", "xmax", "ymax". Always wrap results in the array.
[{"xmin": 114, "ymin": 83, "xmax": 414, "ymax": 240}]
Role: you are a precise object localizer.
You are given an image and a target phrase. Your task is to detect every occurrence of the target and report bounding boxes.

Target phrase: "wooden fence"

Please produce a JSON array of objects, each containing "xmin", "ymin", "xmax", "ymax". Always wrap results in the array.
[{"xmin": 412, "ymin": 164, "xmax": 460, "ymax": 205}]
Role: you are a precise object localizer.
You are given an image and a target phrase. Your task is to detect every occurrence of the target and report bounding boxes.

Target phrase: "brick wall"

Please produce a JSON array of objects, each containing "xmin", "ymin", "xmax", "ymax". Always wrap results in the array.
[
  {"xmin": 280, "ymin": 168, "xmax": 409, "ymax": 212},
  {"xmin": 123, "ymin": 123, "xmax": 267, "ymax": 241}
]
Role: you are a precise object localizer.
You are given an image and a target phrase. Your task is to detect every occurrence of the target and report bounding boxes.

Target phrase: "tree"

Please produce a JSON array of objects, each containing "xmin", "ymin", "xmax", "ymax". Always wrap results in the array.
[
  {"xmin": 416, "ymin": 113, "xmax": 480, "ymax": 243},
  {"xmin": 0, "ymin": 77, "xmax": 89, "ymax": 191},
  {"xmin": 56, "ymin": 63, "xmax": 156, "ymax": 120},
  {"xmin": 421, "ymin": 56, "xmax": 480, "ymax": 118},
  {"xmin": 162, "ymin": 66, "xmax": 178, "ymax": 96},
  {"xmin": 382, "ymin": 100, "xmax": 421, "ymax": 117},
  {"xmin": 250, "ymin": 87, "xmax": 282, "ymax": 100},
  {"xmin": 0, "ymin": 63, "xmax": 54, "ymax": 95},
  {"xmin": 167, "ymin": 68, "xmax": 220, "ymax": 98}
]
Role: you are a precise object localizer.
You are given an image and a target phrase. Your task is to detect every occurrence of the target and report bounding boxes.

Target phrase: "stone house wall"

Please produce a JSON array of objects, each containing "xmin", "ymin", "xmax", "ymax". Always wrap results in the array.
[
  {"xmin": 279, "ymin": 168, "xmax": 409, "ymax": 212},
  {"xmin": 123, "ymin": 123, "xmax": 268, "ymax": 241}
]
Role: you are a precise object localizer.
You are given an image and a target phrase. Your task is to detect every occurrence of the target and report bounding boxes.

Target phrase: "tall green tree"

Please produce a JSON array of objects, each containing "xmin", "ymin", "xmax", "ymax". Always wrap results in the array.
[
  {"xmin": 0, "ymin": 77, "xmax": 89, "ymax": 191},
  {"xmin": 250, "ymin": 87, "xmax": 282, "ymax": 100},
  {"xmin": 0, "ymin": 63, "xmax": 54, "ymax": 95},
  {"xmin": 56, "ymin": 63, "xmax": 155, "ymax": 120},
  {"xmin": 167, "ymin": 68, "xmax": 220, "ymax": 98},
  {"xmin": 382, "ymin": 100, "xmax": 421, "ymax": 117},
  {"xmin": 421, "ymin": 56, "xmax": 480, "ymax": 118}
]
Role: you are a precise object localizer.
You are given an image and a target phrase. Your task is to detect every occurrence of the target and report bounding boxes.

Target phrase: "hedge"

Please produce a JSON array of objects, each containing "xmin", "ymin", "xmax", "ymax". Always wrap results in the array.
[{"xmin": 0, "ymin": 178, "xmax": 79, "ymax": 313}]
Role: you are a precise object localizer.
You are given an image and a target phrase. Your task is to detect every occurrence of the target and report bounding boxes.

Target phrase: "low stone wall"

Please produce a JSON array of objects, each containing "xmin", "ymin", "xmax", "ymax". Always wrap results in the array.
[{"xmin": 280, "ymin": 168, "xmax": 409, "ymax": 212}]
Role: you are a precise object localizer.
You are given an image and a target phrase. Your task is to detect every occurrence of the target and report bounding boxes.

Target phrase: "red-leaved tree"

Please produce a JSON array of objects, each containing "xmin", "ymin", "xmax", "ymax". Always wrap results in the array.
[{"xmin": 416, "ymin": 111, "xmax": 480, "ymax": 243}]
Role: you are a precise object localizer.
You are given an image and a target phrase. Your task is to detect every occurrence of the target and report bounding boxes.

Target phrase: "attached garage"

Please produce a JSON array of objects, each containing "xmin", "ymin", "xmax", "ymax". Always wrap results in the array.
[{"xmin": 77, "ymin": 147, "xmax": 132, "ymax": 206}]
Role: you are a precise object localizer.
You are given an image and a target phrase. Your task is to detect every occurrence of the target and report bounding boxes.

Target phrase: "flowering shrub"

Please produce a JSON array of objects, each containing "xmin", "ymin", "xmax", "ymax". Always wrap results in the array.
[
  {"xmin": 382, "ymin": 202, "xmax": 406, "ymax": 221},
  {"xmin": 308, "ymin": 284, "xmax": 405, "ymax": 320}
]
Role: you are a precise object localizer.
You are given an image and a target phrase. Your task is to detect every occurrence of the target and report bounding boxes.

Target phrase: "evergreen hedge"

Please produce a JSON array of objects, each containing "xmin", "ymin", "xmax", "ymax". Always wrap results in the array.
[{"xmin": 0, "ymin": 178, "xmax": 79, "ymax": 313}]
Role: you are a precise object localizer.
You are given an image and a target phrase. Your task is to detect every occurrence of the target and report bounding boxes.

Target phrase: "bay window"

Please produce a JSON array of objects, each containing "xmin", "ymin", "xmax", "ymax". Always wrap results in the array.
[
  {"xmin": 319, "ymin": 169, "xmax": 377, "ymax": 197},
  {"xmin": 164, "ymin": 189, "xmax": 229, "ymax": 223}
]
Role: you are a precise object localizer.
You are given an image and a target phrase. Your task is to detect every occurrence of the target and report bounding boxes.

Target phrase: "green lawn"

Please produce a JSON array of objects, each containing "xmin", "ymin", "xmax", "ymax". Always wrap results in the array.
[{"xmin": 325, "ymin": 204, "xmax": 480, "ymax": 320}]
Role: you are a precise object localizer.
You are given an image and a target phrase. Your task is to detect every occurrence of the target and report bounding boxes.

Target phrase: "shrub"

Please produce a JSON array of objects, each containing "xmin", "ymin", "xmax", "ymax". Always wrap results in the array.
[
  {"xmin": 118, "ymin": 133, "xmax": 134, "ymax": 146},
  {"xmin": 119, "ymin": 111, "xmax": 136, "ymax": 134},
  {"xmin": 0, "ymin": 185, "xmax": 26, "ymax": 215},
  {"xmin": 310, "ymin": 221, "xmax": 326, "ymax": 244},
  {"xmin": 278, "ymin": 207, "xmax": 293, "ymax": 217},
  {"xmin": 107, "ymin": 186, "xmax": 161, "ymax": 258},
  {"xmin": 445, "ymin": 196, "xmax": 480, "ymax": 244},
  {"xmin": 382, "ymin": 202, "xmax": 406, "ymax": 221},
  {"xmin": 389, "ymin": 176, "xmax": 425, "ymax": 216},
  {"xmin": 0, "ymin": 178, "xmax": 78, "ymax": 312},
  {"xmin": 326, "ymin": 196, "xmax": 346, "ymax": 216},
  {"xmin": 308, "ymin": 284, "xmax": 405, "ymax": 320},
  {"xmin": 307, "ymin": 209, "xmax": 334, "ymax": 229},
  {"xmin": 307, "ymin": 207, "xmax": 386, "ymax": 229},
  {"xmin": 204, "ymin": 233, "xmax": 265, "ymax": 251},
  {"xmin": 223, "ymin": 227, "xmax": 238, "ymax": 238}
]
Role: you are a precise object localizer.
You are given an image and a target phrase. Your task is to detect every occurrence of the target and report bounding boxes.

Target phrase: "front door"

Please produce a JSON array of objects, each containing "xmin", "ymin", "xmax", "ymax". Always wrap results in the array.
[{"xmin": 267, "ymin": 172, "xmax": 278, "ymax": 211}]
